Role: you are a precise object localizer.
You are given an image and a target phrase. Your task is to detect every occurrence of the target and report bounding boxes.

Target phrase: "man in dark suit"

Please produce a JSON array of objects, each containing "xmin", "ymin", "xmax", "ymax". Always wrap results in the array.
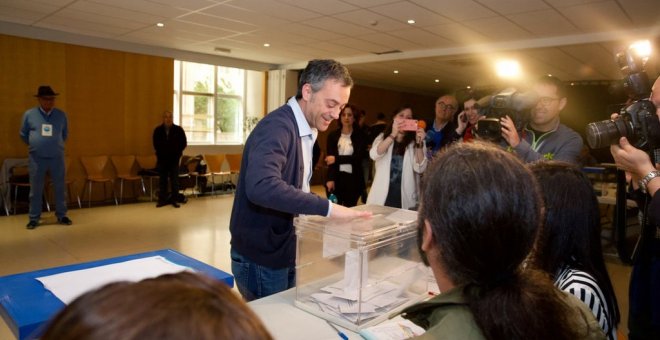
[{"xmin": 152, "ymin": 110, "xmax": 187, "ymax": 208}]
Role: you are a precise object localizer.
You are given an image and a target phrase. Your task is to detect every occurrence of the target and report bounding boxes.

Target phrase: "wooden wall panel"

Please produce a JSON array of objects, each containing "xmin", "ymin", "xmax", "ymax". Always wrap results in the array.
[
  {"xmin": 65, "ymin": 44, "xmax": 126, "ymax": 157},
  {"xmin": 0, "ymin": 35, "xmax": 66, "ymax": 159},
  {"xmin": 0, "ymin": 34, "xmax": 173, "ymax": 194},
  {"xmin": 123, "ymin": 53, "xmax": 174, "ymax": 156}
]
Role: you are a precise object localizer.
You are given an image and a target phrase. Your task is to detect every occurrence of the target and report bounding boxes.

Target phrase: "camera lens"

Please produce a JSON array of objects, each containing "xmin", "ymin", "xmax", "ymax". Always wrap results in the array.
[
  {"xmin": 475, "ymin": 118, "xmax": 502, "ymax": 142},
  {"xmin": 585, "ymin": 118, "xmax": 630, "ymax": 149}
]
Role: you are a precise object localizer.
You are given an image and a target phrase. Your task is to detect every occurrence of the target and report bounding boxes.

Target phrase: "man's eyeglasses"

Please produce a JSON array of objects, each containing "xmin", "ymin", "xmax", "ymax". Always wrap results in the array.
[
  {"xmin": 538, "ymin": 97, "xmax": 559, "ymax": 106},
  {"xmin": 437, "ymin": 102, "xmax": 455, "ymax": 111}
]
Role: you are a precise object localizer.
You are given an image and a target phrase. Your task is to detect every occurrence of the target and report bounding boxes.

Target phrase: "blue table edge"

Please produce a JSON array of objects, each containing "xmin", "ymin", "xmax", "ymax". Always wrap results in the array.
[{"xmin": 0, "ymin": 248, "xmax": 233, "ymax": 340}]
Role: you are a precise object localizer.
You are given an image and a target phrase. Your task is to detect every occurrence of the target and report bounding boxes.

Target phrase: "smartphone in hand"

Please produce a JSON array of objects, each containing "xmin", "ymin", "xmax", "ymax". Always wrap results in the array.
[{"xmin": 399, "ymin": 119, "xmax": 419, "ymax": 131}]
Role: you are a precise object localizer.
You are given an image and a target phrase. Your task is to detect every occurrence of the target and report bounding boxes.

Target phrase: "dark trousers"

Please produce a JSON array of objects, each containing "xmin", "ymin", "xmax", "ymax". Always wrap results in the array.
[
  {"xmin": 335, "ymin": 171, "xmax": 361, "ymax": 207},
  {"xmin": 157, "ymin": 160, "xmax": 179, "ymax": 203},
  {"xmin": 628, "ymin": 238, "xmax": 660, "ymax": 340},
  {"xmin": 28, "ymin": 155, "xmax": 67, "ymax": 221}
]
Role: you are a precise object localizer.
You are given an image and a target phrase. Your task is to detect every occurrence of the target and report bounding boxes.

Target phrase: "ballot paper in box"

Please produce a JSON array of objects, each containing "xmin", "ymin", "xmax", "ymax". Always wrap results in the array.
[{"xmin": 294, "ymin": 205, "xmax": 429, "ymax": 332}]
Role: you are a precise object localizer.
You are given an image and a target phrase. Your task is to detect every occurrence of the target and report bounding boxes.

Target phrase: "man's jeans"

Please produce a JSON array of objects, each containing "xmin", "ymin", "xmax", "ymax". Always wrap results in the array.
[{"xmin": 230, "ymin": 248, "xmax": 295, "ymax": 301}]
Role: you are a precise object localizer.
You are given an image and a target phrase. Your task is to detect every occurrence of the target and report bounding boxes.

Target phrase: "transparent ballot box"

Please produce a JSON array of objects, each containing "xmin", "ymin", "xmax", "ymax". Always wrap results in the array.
[{"xmin": 294, "ymin": 205, "xmax": 428, "ymax": 331}]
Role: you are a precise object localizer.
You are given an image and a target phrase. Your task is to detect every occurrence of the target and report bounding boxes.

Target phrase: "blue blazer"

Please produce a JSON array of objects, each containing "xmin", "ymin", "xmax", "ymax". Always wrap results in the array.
[{"xmin": 230, "ymin": 104, "xmax": 329, "ymax": 268}]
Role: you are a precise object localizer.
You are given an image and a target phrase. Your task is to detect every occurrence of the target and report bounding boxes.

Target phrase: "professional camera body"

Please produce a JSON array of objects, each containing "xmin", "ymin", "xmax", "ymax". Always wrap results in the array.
[
  {"xmin": 473, "ymin": 88, "xmax": 538, "ymax": 142},
  {"xmin": 585, "ymin": 47, "xmax": 660, "ymax": 150}
]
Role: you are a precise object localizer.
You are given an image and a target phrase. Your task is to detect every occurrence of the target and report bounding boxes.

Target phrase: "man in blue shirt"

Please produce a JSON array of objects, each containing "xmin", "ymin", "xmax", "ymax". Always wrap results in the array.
[
  {"xmin": 20, "ymin": 86, "xmax": 72, "ymax": 229},
  {"xmin": 229, "ymin": 60, "xmax": 371, "ymax": 301},
  {"xmin": 425, "ymin": 94, "xmax": 462, "ymax": 158}
]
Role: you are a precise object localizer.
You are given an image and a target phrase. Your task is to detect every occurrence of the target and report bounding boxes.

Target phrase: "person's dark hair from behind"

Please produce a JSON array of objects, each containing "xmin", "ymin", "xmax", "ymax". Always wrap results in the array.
[
  {"xmin": 529, "ymin": 161, "xmax": 620, "ymax": 332},
  {"xmin": 376, "ymin": 112, "xmax": 386, "ymax": 121},
  {"xmin": 41, "ymin": 272, "xmax": 273, "ymax": 340},
  {"xmin": 418, "ymin": 142, "xmax": 592, "ymax": 340},
  {"xmin": 295, "ymin": 59, "xmax": 353, "ymax": 100},
  {"xmin": 383, "ymin": 105, "xmax": 416, "ymax": 146}
]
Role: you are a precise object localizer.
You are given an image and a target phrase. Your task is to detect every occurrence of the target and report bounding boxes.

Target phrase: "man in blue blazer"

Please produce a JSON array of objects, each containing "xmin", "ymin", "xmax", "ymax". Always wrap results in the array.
[{"xmin": 229, "ymin": 60, "xmax": 370, "ymax": 301}]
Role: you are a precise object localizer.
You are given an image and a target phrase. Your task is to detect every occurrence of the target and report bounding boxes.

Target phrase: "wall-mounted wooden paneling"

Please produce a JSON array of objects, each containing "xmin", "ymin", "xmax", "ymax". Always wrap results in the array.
[
  {"xmin": 0, "ymin": 35, "xmax": 66, "ymax": 158},
  {"xmin": 0, "ymin": 34, "xmax": 173, "ymax": 197},
  {"xmin": 123, "ymin": 53, "xmax": 174, "ymax": 156}
]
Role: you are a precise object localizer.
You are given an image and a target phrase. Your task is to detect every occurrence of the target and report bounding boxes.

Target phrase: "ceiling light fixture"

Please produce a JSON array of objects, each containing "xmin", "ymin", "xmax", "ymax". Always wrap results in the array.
[
  {"xmin": 434, "ymin": 79, "xmax": 439, "ymax": 83},
  {"xmin": 393, "ymin": 70, "xmax": 399, "ymax": 74},
  {"xmin": 156, "ymin": 23, "xmax": 164, "ymax": 27},
  {"xmin": 467, "ymin": 86, "xmax": 471, "ymax": 89},
  {"xmin": 407, "ymin": 19, "xmax": 415, "ymax": 24},
  {"xmin": 495, "ymin": 60, "xmax": 521, "ymax": 79},
  {"xmin": 214, "ymin": 47, "xmax": 231, "ymax": 53},
  {"xmin": 263, "ymin": 43, "xmax": 270, "ymax": 47},
  {"xmin": 630, "ymin": 40, "xmax": 651, "ymax": 59}
]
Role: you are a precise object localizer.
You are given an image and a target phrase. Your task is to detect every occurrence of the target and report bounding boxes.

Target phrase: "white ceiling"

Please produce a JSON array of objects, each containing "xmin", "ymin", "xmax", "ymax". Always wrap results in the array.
[{"xmin": 0, "ymin": 0, "xmax": 659, "ymax": 95}]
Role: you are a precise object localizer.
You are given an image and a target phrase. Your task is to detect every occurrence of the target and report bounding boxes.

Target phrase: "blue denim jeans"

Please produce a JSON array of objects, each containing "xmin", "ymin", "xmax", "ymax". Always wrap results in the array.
[{"xmin": 230, "ymin": 248, "xmax": 295, "ymax": 301}]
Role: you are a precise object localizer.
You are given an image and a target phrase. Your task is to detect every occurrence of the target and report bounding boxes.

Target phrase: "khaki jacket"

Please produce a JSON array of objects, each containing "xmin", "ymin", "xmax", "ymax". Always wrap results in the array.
[{"xmin": 399, "ymin": 285, "xmax": 605, "ymax": 340}]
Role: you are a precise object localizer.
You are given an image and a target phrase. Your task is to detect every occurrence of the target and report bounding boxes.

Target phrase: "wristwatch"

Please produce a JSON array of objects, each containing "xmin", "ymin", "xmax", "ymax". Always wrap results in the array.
[{"xmin": 638, "ymin": 170, "xmax": 660, "ymax": 194}]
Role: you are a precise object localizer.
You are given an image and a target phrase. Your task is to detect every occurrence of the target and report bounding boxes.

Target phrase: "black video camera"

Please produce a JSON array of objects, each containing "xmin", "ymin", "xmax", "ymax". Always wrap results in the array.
[
  {"xmin": 585, "ymin": 47, "xmax": 660, "ymax": 150},
  {"xmin": 474, "ymin": 88, "xmax": 538, "ymax": 142}
]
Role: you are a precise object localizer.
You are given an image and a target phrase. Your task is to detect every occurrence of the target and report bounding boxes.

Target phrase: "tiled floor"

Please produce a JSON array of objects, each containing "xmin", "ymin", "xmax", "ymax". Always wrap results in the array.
[{"xmin": 0, "ymin": 189, "xmax": 633, "ymax": 339}]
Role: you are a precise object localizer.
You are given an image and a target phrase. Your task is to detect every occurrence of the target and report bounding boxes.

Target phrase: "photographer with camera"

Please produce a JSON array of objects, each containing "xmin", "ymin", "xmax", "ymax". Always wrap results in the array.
[
  {"xmin": 608, "ymin": 74, "xmax": 660, "ymax": 340},
  {"xmin": 500, "ymin": 75, "xmax": 583, "ymax": 164}
]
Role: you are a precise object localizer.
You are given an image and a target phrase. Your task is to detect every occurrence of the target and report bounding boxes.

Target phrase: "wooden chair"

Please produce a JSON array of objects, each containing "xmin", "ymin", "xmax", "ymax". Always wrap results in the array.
[
  {"xmin": 136, "ymin": 155, "xmax": 159, "ymax": 201},
  {"xmin": 225, "ymin": 153, "xmax": 242, "ymax": 186},
  {"xmin": 8, "ymin": 165, "xmax": 50, "ymax": 214},
  {"xmin": 203, "ymin": 154, "xmax": 229, "ymax": 195},
  {"xmin": 80, "ymin": 156, "xmax": 117, "ymax": 207},
  {"xmin": 64, "ymin": 157, "xmax": 81, "ymax": 208},
  {"xmin": 111, "ymin": 155, "xmax": 145, "ymax": 204}
]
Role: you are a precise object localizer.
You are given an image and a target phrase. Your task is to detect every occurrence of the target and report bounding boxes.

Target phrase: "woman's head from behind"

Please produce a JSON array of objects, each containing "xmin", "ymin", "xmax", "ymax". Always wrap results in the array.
[
  {"xmin": 529, "ymin": 161, "xmax": 602, "ymax": 273},
  {"xmin": 417, "ymin": 142, "xmax": 589, "ymax": 340},
  {"xmin": 41, "ymin": 272, "xmax": 273, "ymax": 340},
  {"xmin": 419, "ymin": 141, "xmax": 541, "ymax": 286}
]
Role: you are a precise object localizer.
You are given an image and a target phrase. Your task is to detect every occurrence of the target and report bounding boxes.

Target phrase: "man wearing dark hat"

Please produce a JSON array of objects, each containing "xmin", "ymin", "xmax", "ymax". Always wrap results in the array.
[{"xmin": 19, "ymin": 86, "xmax": 72, "ymax": 229}]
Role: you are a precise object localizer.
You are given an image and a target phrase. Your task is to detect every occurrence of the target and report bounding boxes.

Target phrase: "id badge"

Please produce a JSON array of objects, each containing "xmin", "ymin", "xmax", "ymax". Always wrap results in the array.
[{"xmin": 41, "ymin": 124, "xmax": 53, "ymax": 137}]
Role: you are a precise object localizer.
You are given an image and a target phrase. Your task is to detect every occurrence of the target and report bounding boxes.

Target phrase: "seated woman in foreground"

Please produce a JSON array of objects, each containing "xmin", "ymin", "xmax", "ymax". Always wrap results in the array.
[
  {"xmin": 400, "ymin": 142, "xmax": 605, "ymax": 340},
  {"xmin": 529, "ymin": 161, "xmax": 620, "ymax": 340},
  {"xmin": 41, "ymin": 271, "xmax": 273, "ymax": 340}
]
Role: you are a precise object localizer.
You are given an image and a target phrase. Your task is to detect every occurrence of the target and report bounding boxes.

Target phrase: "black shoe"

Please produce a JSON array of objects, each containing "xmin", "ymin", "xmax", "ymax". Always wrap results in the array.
[
  {"xmin": 58, "ymin": 217, "xmax": 73, "ymax": 225},
  {"xmin": 171, "ymin": 202, "xmax": 180, "ymax": 208},
  {"xmin": 26, "ymin": 221, "xmax": 38, "ymax": 229},
  {"xmin": 156, "ymin": 202, "xmax": 168, "ymax": 208}
]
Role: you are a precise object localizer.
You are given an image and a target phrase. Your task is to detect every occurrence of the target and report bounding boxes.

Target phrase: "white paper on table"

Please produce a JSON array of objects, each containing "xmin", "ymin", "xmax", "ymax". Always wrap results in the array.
[
  {"xmin": 36, "ymin": 256, "xmax": 192, "ymax": 304},
  {"xmin": 359, "ymin": 317, "xmax": 426, "ymax": 340}
]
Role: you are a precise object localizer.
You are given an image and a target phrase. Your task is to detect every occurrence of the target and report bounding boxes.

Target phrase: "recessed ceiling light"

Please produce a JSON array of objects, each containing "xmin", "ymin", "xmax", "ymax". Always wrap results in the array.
[
  {"xmin": 570, "ymin": 82, "xmax": 575, "ymax": 86},
  {"xmin": 263, "ymin": 43, "xmax": 270, "ymax": 47},
  {"xmin": 434, "ymin": 79, "xmax": 439, "ymax": 83},
  {"xmin": 547, "ymin": 73, "xmax": 553, "ymax": 77},
  {"xmin": 156, "ymin": 22, "xmax": 164, "ymax": 28},
  {"xmin": 407, "ymin": 19, "xmax": 415, "ymax": 24},
  {"xmin": 393, "ymin": 70, "xmax": 399, "ymax": 74},
  {"xmin": 467, "ymin": 86, "xmax": 471, "ymax": 89}
]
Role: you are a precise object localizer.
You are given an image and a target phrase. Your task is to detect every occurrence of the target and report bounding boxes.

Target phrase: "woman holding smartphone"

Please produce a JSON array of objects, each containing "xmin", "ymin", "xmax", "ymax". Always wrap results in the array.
[
  {"xmin": 367, "ymin": 106, "xmax": 427, "ymax": 209},
  {"xmin": 325, "ymin": 104, "xmax": 367, "ymax": 207}
]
